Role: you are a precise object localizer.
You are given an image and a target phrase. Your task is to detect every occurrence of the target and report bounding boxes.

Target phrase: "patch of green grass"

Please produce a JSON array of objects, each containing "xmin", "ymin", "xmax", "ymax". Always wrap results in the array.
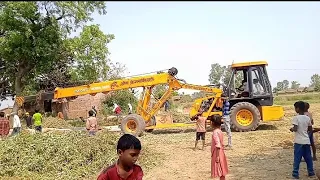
[{"xmin": 274, "ymin": 93, "xmax": 320, "ymax": 105}]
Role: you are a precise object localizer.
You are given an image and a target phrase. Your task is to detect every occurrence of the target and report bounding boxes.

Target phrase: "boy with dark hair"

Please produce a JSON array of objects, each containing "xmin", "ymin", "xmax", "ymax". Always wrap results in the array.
[
  {"xmin": 290, "ymin": 101, "xmax": 315, "ymax": 179},
  {"xmin": 86, "ymin": 110, "xmax": 98, "ymax": 136},
  {"xmin": 191, "ymin": 110, "xmax": 207, "ymax": 150},
  {"xmin": 98, "ymin": 134, "xmax": 143, "ymax": 180},
  {"xmin": 304, "ymin": 102, "xmax": 317, "ymax": 161}
]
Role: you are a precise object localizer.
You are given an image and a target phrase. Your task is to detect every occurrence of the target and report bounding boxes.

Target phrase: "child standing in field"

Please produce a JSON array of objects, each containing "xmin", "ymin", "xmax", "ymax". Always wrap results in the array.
[
  {"xmin": 211, "ymin": 115, "xmax": 228, "ymax": 180},
  {"xmin": 222, "ymin": 95, "xmax": 232, "ymax": 148},
  {"xmin": 191, "ymin": 110, "xmax": 207, "ymax": 150},
  {"xmin": 33, "ymin": 109, "xmax": 43, "ymax": 133},
  {"xmin": 86, "ymin": 110, "xmax": 98, "ymax": 136},
  {"xmin": 97, "ymin": 134, "xmax": 143, "ymax": 180},
  {"xmin": 290, "ymin": 101, "xmax": 315, "ymax": 179},
  {"xmin": 304, "ymin": 102, "xmax": 317, "ymax": 161}
]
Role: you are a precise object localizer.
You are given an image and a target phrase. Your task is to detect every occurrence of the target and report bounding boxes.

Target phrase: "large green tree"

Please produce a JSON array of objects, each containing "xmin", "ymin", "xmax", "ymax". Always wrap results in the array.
[
  {"xmin": 68, "ymin": 24, "xmax": 114, "ymax": 82},
  {"xmin": 282, "ymin": 80, "xmax": 289, "ymax": 90},
  {"xmin": 275, "ymin": 80, "xmax": 290, "ymax": 91},
  {"xmin": 0, "ymin": 2, "xmax": 113, "ymax": 112},
  {"xmin": 290, "ymin": 81, "xmax": 300, "ymax": 90},
  {"xmin": 310, "ymin": 74, "xmax": 320, "ymax": 91},
  {"xmin": 208, "ymin": 63, "xmax": 243, "ymax": 87}
]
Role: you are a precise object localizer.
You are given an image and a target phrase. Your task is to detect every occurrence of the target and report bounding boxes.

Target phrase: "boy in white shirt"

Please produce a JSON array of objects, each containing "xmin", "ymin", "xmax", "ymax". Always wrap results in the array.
[
  {"xmin": 10, "ymin": 112, "xmax": 21, "ymax": 136},
  {"xmin": 290, "ymin": 101, "xmax": 315, "ymax": 179}
]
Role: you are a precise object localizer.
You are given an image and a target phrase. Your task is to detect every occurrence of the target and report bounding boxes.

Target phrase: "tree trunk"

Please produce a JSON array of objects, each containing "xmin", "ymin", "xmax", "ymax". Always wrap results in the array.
[
  {"xmin": 12, "ymin": 75, "xmax": 23, "ymax": 114},
  {"xmin": 12, "ymin": 63, "xmax": 31, "ymax": 114}
]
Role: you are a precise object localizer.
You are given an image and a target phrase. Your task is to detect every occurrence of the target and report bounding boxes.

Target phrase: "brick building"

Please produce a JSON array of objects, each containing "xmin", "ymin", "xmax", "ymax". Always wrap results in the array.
[
  {"xmin": 55, "ymin": 93, "xmax": 108, "ymax": 119},
  {"xmin": 20, "ymin": 92, "xmax": 109, "ymax": 120}
]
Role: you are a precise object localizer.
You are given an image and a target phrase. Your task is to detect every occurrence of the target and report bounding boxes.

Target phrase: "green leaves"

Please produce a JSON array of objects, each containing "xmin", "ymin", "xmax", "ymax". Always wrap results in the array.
[
  {"xmin": 0, "ymin": 131, "xmax": 119, "ymax": 179},
  {"xmin": 103, "ymin": 90, "xmax": 138, "ymax": 115},
  {"xmin": 208, "ymin": 64, "xmax": 243, "ymax": 87},
  {"xmin": 0, "ymin": 1, "xmax": 112, "ymax": 96},
  {"xmin": 68, "ymin": 24, "xmax": 115, "ymax": 82},
  {"xmin": 310, "ymin": 74, "xmax": 320, "ymax": 91}
]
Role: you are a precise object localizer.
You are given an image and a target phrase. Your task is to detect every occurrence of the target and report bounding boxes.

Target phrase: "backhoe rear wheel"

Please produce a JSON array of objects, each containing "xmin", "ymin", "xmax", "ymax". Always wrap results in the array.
[
  {"xmin": 121, "ymin": 114, "xmax": 146, "ymax": 137},
  {"xmin": 230, "ymin": 102, "xmax": 261, "ymax": 132}
]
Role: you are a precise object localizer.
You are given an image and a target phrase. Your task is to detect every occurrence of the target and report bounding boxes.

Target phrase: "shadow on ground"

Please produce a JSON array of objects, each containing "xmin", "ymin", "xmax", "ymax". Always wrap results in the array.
[
  {"xmin": 255, "ymin": 124, "xmax": 278, "ymax": 131},
  {"xmin": 150, "ymin": 128, "xmax": 196, "ymax": 135},
  {"xmin": 148, "ymin": 123, "xmax": 278, "ymax": 135}
]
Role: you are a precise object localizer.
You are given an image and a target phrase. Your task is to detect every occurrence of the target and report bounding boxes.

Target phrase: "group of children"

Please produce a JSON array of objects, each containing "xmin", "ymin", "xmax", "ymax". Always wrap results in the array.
[
  {"xmin": 290, "ymin": 101, "xmax": 320, "ymax": 179},
  {"xmin": 97, "ymin": 99, "xmax": 320, "ymax": 180},
  {"xmin": 98, "ymin": 113, "xmax": 229, "ymax": 180}
]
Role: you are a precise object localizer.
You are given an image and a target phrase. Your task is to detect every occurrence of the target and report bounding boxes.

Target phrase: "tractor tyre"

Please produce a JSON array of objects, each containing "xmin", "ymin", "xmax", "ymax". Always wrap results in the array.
[
  {"xmin": 121, "ymin": 114, "xmax": 146, "ymax": 137},
  {"xmin": 145, "ymin": 116, "xmax": 156, "ymax": 133},
  {"xmin": 230, "ymin": 102, "xmax": 261, "ymax": 132}
]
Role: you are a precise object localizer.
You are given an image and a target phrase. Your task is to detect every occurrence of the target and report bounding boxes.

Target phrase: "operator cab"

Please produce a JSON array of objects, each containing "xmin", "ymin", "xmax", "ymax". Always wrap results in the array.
[{"xmin": 225, "ymin": 61, "xmax": 273, "ymax": 106}]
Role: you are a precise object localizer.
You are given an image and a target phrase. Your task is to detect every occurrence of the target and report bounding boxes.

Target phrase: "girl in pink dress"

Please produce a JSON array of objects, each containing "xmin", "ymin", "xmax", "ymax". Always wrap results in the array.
[{"xmin": 211, "ymin": 116, "xmax": 229, "ymax": 180}]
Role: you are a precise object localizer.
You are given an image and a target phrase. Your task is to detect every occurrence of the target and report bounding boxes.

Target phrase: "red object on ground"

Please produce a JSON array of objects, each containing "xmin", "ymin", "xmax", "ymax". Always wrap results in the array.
[{"xmin": 115, "ymin": 106, "xmax": 122, "ymax": 115}]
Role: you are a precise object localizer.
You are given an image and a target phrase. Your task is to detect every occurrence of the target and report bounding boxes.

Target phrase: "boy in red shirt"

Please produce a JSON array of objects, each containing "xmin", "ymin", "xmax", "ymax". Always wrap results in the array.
[{"xmin": 97, "ymin": 134, "xmax": 143, "ymax": 180}]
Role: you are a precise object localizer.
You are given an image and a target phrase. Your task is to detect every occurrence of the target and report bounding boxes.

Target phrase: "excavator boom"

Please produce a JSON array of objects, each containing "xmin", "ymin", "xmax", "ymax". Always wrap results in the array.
[{"xmin": 54, "ymin": 73, "xmax": 172, "ymax": 99}]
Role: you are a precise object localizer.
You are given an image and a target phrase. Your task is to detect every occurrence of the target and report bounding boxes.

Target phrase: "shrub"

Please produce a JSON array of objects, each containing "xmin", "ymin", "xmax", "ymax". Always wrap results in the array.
[{"xmin": 103, "ymin": 90, "xmax": 138, "ymax": 115}]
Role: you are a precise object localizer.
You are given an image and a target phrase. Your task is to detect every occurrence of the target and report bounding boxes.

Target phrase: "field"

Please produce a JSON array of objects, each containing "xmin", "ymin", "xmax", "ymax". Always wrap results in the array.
[
  {"xmin": 274, "ymin": 92, "xmax": 320, "ymax": 105},
  {"xmin": 1, "ymin": 96, "xmax": 320, "ymax": 180},
  {"xmin": 141, "ymin": 103, "xmax": 320, "ymax": 180}
]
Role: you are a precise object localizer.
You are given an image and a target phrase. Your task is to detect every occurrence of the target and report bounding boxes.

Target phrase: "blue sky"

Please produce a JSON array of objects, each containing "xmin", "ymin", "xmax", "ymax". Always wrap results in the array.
[
  {"xmin": 90, "ymin": 1, "xmax": 320, "ymax": 94},
  {"xmin": 2, "ymin": 1, "xmax": 320, "ymax": 109}
]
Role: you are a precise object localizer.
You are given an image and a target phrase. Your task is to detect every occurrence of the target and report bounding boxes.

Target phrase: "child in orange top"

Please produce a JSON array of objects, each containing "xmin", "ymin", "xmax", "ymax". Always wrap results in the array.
[
  {"xmin": 211, "ymin": 116, "xmax": 229, "ymax": 180},
  {"xmin": 191, "ymin": 110, "xmax": 207, "ymax": 150}
]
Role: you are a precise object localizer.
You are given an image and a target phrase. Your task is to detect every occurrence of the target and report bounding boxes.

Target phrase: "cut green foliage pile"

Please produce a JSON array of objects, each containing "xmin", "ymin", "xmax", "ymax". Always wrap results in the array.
[
  {"xmin": 168, "ymin": 110, "xmax": 191, "ymax": 123},
  {"xmin": 0, "ymin": 131, "xmax": 118, "ymax": 179},
  {"xmin": 68, "ymin": 116, "xmax": 120, "ymax": 127},
  {"xmin": 42, "ymin": 117, "xmax": 72, "ymax": 129},
  {"xmin": 0, "ymin": 131, "xmax": 159, "ymax": 180}
]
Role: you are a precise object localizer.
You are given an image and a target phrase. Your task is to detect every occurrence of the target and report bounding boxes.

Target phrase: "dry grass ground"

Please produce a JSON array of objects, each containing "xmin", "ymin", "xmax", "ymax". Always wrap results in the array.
[
  {"xmin": 141, "ymin": 103, "xmax": 320, "ymax": 180},
  {"xmin": 1, "ymin": 102, "xmax": 319, "ymax": 180}
]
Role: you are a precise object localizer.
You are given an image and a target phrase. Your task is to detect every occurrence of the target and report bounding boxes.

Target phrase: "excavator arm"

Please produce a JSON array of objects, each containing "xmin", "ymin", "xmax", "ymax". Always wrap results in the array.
[
  {"xmin": 54, "ymin": 73, "xmax": 173, "ymax": 99},
  {"xmin": 16, "ymin": 67, "xmax": 223, "ymax": 136}
]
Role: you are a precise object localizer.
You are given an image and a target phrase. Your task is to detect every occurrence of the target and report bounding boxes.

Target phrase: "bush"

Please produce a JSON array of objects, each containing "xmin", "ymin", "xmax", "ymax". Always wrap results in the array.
[{"xmin": 103, "ymin": 90, "xmax": 138, "ymax": 115}]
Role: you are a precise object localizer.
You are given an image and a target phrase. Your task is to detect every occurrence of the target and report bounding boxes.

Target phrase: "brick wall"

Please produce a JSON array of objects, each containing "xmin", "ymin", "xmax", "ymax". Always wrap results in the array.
[{"xmin": 61, "ymin": 93, "xmax": 109, "ymax": 119}]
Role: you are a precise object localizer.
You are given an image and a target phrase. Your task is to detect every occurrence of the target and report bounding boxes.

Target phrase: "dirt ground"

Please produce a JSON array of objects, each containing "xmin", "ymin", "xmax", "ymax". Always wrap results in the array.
[{"xmin": 140, "ymin": 104, "xmax": 320, "ymax": 180}]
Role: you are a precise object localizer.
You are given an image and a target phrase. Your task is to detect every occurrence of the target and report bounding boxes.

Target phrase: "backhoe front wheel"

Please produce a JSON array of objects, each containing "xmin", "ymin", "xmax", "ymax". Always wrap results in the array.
[
  {"xmin": 230, "ymin": 102, "xmax": 261, "ymax": 132},
  {"xmin": 121, "ymin": 114, "xmax": 146, "ymax": 137}
]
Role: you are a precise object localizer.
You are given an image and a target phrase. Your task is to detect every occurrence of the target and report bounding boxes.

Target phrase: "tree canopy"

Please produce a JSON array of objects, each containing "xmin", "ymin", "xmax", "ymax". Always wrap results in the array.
[
  {"xmin": 208, "ymin": 63, "xmax": 243, "ymax": 87},
  {"xmin": 0, "ymin": 2, "xmax": 115, "ymax": 112}
]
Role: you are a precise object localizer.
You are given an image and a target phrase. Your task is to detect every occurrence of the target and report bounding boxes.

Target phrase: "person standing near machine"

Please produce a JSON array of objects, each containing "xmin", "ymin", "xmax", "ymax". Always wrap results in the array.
[
  {"xmin": 128, "ymin": 103, "xmax": 133, "ymax": 114},
  {"xmin": 222, "ymin": 94, "xmax": 232, "ymax": 148},
  {"xmin": 10, "ymin": 112, "xmax": 21, "ymax": 136},
  {"xmin": 25, "ymin": 112, "xmax": 32, "ymax": 129},
  {"xmin": 191, "ymin": 110, "xmax": 207, "ymax": 150},
  {"xmin": 91, "ymin": 106, "xmax": 97, "ymax": 117}
]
